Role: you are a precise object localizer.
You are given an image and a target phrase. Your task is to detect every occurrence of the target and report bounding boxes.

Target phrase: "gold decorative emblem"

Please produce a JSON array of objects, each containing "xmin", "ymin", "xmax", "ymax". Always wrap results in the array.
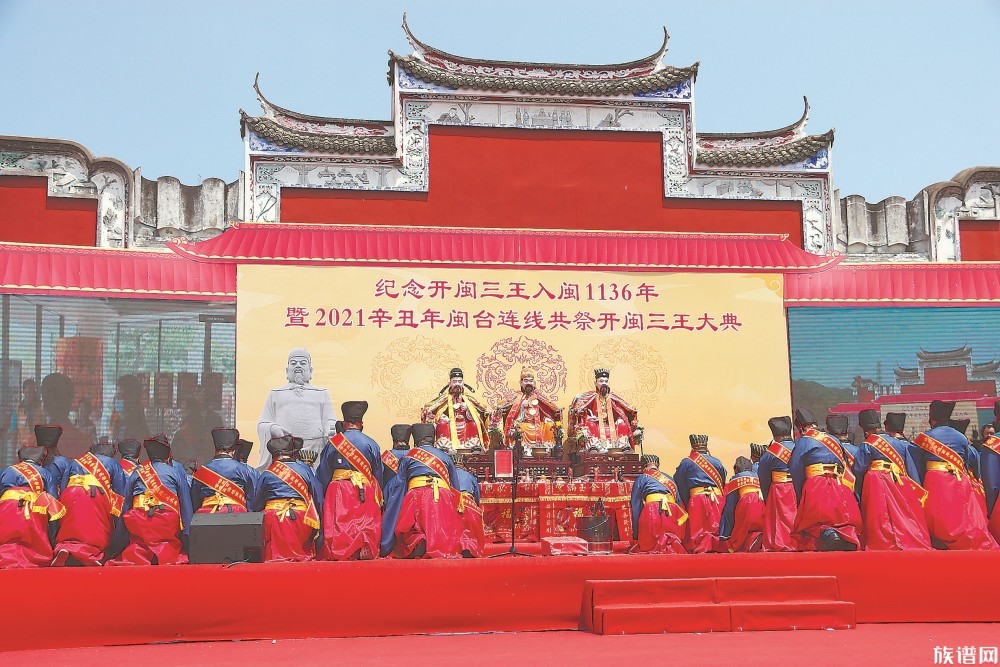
[
  {"xmin": 371, "ymin": 336, "xmax": 461, "ymax": 419},
  {"xmin": 477, "ymin": 336, "xmax": 567, "ymax": 407},
  {"xmin": 578, "ymin": 339, "xmax": 668, "ymax": 411}
]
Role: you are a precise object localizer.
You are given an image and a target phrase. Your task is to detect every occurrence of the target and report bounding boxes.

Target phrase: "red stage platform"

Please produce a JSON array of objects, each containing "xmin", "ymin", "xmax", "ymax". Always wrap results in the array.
[{"xmin": 2, "ymin": 550, "xmax": 999, "ymax": 651}]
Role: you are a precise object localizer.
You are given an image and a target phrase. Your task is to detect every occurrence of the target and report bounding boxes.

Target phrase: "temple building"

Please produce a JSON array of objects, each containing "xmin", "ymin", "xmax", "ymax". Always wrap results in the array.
[{"xmin": 1, "ymin": 19, "xmax": 999, "ymax": 465}]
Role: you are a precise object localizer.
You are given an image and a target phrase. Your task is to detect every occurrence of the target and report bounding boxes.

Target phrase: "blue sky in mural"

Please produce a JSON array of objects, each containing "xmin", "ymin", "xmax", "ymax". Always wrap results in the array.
[{"xmin": 788, "ymin": 308, "xmax": 1000, "ymax": 389}]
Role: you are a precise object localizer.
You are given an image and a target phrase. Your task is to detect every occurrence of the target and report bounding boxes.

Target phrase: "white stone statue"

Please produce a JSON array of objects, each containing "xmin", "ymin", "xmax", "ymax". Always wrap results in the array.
[{"xmin": 256, "ymin": 348, "xmax": 337, "ymax": 469}]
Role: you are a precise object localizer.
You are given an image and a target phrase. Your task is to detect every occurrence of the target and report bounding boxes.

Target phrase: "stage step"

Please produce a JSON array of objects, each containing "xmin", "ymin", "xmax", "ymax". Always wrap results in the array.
[{"xmin": 582, "ymin": 576, "xmax": 854, "ymax": 634}]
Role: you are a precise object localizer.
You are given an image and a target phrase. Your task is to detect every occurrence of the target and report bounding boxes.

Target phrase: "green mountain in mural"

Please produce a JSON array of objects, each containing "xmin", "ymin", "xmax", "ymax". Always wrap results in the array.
[{"xmin": 790, "ymin": 380, "xmax": 854, "ymax": 419}]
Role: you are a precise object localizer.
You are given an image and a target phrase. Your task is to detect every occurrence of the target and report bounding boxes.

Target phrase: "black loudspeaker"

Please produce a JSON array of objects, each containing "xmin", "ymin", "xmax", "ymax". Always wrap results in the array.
[{"xmin": 189, "ymin": 512, "xmax": 265, "ymax": 564}]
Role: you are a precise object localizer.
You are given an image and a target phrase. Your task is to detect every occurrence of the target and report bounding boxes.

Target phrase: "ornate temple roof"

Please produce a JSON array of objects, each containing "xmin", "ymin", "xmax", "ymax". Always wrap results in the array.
[
  {"xmin": 389, "ymin": 15, "xmax": 698, "ymax": 97},
  {"xmin": 916, "ymin": 345, "xmax": 972, "ymax": 361},
  {"xmin": 239, "ymin": 75, "xmax": 395, "ymax": 154},
  {"xmin": 240, "ymin": 111, "xmax": 396, "ymax": 155},
  {"xmin": 699, "ymin": 97, "xmax": 811, "ymax": 145},
  {"xmin": 696, "ymin": 129, "xmax": 834, "ymax": 168}
]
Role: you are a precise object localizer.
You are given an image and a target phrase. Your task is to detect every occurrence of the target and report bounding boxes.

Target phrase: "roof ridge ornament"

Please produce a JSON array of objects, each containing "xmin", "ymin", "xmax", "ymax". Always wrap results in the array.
[{"xmin": 400, "ymin": 12, "xmax": 670, "ymax": 73}]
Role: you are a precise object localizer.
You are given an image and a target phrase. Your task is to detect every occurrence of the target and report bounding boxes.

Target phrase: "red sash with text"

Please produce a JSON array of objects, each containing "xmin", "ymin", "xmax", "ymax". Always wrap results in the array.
[
  {"xmin": 865, "ymin": 434, "xmax": 928, "ymax": 504},
  {"xmin": 137, "ymin": 463, "xmax": 182, "ymax": 516},
  {"xmin": 78, "ymin": 452, "xmax": 125, "ymax": 517},
  {"xmin": 381, "ymin": 450, "xmax": 400, "ymax": 474},
  {"xmin": 406, "ymin": 447, "xmax": 453, "ymax": 488},
  {"xmin": 913, "ymin": 432, "xmax": 985, "ymax": 496},
  {"xmin": 688, "ymin": 451, "xmax": 724, "ymax": 489},
  {"xmin": 11, "ymin": 462, "xmax": 66, "ymax": 520},
  {"xmin": 266, "ymin": 461, "xmax": 321, "ymax": 529},
  {"xmin": 805, "ymin": 428, "xmax": 857, "ymax": 489},
  {"xmin": 647, "ymin": 469, "xmax": 680, "ymax": 500},
  {"xmin": 766, "ymin": 440, "xmax": 793, "ymax": 465},
  {"xmin": 329, "ymin": 433, "xmax": 383, "ymax": 506},
  {"xmin": 983, "ymin": 436, "xmax": 1000, "ymax": 457},
  {"xmin": 119, "ymin": 460, "xmax": 137, "ymax": 476},
  {"xmin": 192, "ymin": 465, "xmax": 247, "ymax": 507},
  {"xmin": 724, "ymin": 475, "xmax": 761, "ymax": 497}
]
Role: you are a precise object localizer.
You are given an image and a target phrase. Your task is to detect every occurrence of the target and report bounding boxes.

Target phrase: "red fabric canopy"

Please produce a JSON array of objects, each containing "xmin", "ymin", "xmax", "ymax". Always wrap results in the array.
[
  {"xmin": 786, "ymin": 262, "xmax": 1000, "ymax": 306},
  {"xmin": 167, "ymin": 222, "xmax": 841, "ymax": 273},
  {"xmin": 0, "ymin": 242, "xmax": 234, "ymax": 300}
]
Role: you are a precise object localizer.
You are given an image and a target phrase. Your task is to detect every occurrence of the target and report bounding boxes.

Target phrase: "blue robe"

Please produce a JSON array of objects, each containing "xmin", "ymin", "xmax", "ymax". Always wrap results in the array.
[
  {"xmin": 454, "ymin": 467, "xmax": 481, "ymax": 504},
  {"xmin": 190, "ymin": 455, "xmax": 259, "ymax": 510},
  {"xmin": 0, "ymin": 461, "xmax": 60, "ymax": 542},
  {"xmin": 44, "ymin": 455, "xmax": 72, "ymax": 495},
  {"xmin": 719, "ymin": 470, "xmax": 759, "ymax": 540},
  {"xmin": 788, "ymin": 431, "xmax": 850, "ymax": 501},
  {"xmin": 673, "ymin": 452, "xmax": 726, "ymax": 505},
  {"xmin": 757, "ymin": 439, "xmax": 794, "ymax": 502},
  {"xmin": 122, "ymin": 460, "xmax": 194, "ymax": 541},
  {"xmin": 317, "ymin": 429, "xmax": 384, "ymax": 491},
  {"xmin": 851, "ymin": 431, "xmax": 921, "ymax": 500},
  {"xmin": 252, "ymin": 458, "xmax": 325, "ymax": 531},
  {"xmin": 911, "ymin": 425, "xmax": 979, "ymax": 484},
  {"xmin": 381, "ymin": 448, "xmax": 408, "ymax": 488},
  {"xmin": 65, "ymin": 453, "xmax": 128, "ymax": 500},
  {"xmin": 629, "ymin": 471, "xmax": 677, "ymax": 540},
  {"xmin": 982, "ymin": 444, "xmax": 1000, "ymax": 516},
  {"xmin": 380, "ymin": 445, "xmax": 458, "ymax": 557}
]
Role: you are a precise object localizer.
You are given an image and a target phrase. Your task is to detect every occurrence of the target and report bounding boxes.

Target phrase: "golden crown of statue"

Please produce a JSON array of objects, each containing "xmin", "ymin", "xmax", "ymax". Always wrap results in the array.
[{"xmin": 594, "ymin": 368, "xmax": 610, "ymax": 379}]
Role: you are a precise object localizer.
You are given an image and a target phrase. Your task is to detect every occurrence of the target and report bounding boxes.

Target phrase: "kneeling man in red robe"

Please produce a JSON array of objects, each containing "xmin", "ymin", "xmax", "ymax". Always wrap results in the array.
[
  {"xmin": 756, "ymin": 416, "xmax": 798, "ymax": 552},
  {"xmin": 454, "ymin": 462, "xmax": 486, "ymax": 558},
  {"xmin": 380, "ymin": 423, "xmax": 464, "ymax": 559},
  {"xmin": 0, "ymin": 437, "xmax": 65, "ymax": 568},
  {"xmin": 788, "ymin": 409, "xmax": 862, "ymax": 551},
  {"xmin": 629, "ymin": 454, "xmax": 687, "ymax": 554},
  {"xmin": 108, "ymin": 435, "xmax": 193, "ymax": 565},
  {"xmin": 673, "ymin": 435, "xmax": 726, "ymax": 553},
  {"xmin": 191, "ymin": 428, "xmax": 257, "ymax": 515},
  {"xmin": 718, "ymin": 456, "xmax": 765, "ymax": 552},
  {"xmin": 253, "ymin": 435, "xmax": 325, "ymax": 562},
  {"xmin": 52, "ymin": 441, "xmax": 128, "ymax": 566},
  {"xmin": 853, "ymin": 410, "xmax": 930, "ymax": 550}
]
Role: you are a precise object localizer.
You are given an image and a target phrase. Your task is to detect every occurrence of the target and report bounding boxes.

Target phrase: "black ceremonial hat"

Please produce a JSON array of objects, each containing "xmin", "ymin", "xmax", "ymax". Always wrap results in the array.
[
  {"xmin": 825, "ymin": 415, "xmax": 849, "ymax": 436},
  {"xmin": 211, "ymin": 428, "xmax": 240, "ymax": 450},
  {"xmin": 884, "ymin": 412, "xmax": 906, "ymax": 433},
  {"xmin": 767, "ymin": 416, "xmax": 792, "ymax": 439},
  {"xmin": 858, "ymin": 409, "xmax": 881, "ymax": 431},
  {"xmin": 450, "ymin": 368, "xmax": 464, "ymax": 379},
  {"xmin": 390, "ymin": 424, "xmax": 412, "ymax": 443},
  {"xmin": 794, "ymin": 409, "xmax": 817, "ymax": 430},
  {"xmin": 234, "ymin": 439, "xmax": 253, "ymax": 463},
  {"xmin": 950, "ymin": 418, "xmax": 970, "ymax": 436},
  {"xmin": 117, "ymin": 439, "xmax": 141, "ymax": 459},
  {"xmin": 411, "ymin": 423, "xmax": 436, "ymax": 447},
  {"xmin": 142, "ymin": 434, "xmax": 171, "ymax": 461},
  {"xmin": 689, "ymin": 434, "xmax": 709, "ymax": 447},
  {"xmin": 341, "ymin": 401, "xmax": 369, "ymax": 423},
  {"xmin": 929, "ymin": 400, "xmax": 955, "ymax": 423},
  {"xmin": 266, "ymin": 434, "xmax": 296, "ymax": 456},
  {"xmin": 18, "ymin": 446, "xmax": 46, "ymax": 464},
  {"xmin": 90, "ymin": 442, "xmax": 116, "ymax": 457},
  {"xmin": 34, "ymin": 425, "xmax": 63, "ymax": 448}
]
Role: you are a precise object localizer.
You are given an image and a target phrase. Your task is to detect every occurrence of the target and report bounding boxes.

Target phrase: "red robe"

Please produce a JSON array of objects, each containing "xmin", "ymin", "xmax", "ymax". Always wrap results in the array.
[
  {"xmin": 860, "ymin": 468, "xmax": 931, "ymax": 550},
  {"xmin": 53, "ymin": 485, "xmax": 117, "ymax": 565},
  {"xmin": 263, "ymin": 504, "xmax": 317, "ymax": 562},
  {"xmin": 792, "ymin": 475, "xmax": 862, "ymax": 551},
  {"xmin": 725, "ymin": 490, "xmax": 765, "ymax": 553},
  {"xmin": 109, "ymin": 508, "xmax": 188, "ymax": 566},
  {"xmin": 394, "ymin": 486, "xmax": 465, "ymax": 559},
  {"xmin": 636, "ymin": 499, "xmax": 687, "ymax": 554},
  {"xmin": 319, "ymin": 479, "xmax": 381, "ymax": 561},
  {"xmin": 683, "ymin": 492, "xmax": 722, "ymax": 554},
  {"xmin": 0, "ymin": 489, "xmax": 63, "ymax": 568},
  {"xmin": 763, "ymin": 481, "xmax": 797, "ymax": 552},
  {"xmin": 458, "ymin": 492, "xmax": 487, "ymax": 558},
  {"xmin": 923, "ymin": 470, "xmax": 997, "ymax": 550}
]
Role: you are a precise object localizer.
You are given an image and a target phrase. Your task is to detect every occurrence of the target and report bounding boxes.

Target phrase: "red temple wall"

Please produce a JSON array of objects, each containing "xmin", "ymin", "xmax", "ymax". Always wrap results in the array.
[
  {"xmin": 959, "ymin": 220, "xmax": 1000, "ymax": 261},
  {"xmin": 281, "ymin": 126, "xmax": 805, "ymax": 244},
  {"xmin": 0, "ymin": 176, "xmax": 98, "ymax": 246},
  {"xmin": 899, "ymin": 365, "xmax": 997, "ymax": 394}
]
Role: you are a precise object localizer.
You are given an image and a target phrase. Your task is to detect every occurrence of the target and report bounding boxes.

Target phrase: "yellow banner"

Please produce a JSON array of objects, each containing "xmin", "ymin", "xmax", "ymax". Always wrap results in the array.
[{"xmin": 236, "ymin": 266, "xmax": 791, "ymax": 469}]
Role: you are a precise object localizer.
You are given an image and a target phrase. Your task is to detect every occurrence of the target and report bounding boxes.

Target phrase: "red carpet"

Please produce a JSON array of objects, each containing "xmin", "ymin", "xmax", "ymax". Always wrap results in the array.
[
  {"xmin": 4, "ymin": 625, "xmax": 998, "ymax": 666},
  {"xmin": 1, "ymin": 550, "xmax": 998, "ymax": 651}
]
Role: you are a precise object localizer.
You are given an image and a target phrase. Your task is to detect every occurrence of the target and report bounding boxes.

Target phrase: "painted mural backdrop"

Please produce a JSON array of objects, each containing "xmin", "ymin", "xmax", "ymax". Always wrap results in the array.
[
  {"xmin": 236, "ymin": 266, "xmax": 793, "ymax": 467},
  {"xmin": 787, "ymin": 307, "xmax": 1000, "ymax": 438}
]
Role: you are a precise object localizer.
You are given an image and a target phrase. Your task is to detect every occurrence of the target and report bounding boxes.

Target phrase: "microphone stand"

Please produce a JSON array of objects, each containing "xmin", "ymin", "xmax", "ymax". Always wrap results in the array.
[{"xmin": 490, "ymin": 425, "xmax": 532, "ymax": 558}]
